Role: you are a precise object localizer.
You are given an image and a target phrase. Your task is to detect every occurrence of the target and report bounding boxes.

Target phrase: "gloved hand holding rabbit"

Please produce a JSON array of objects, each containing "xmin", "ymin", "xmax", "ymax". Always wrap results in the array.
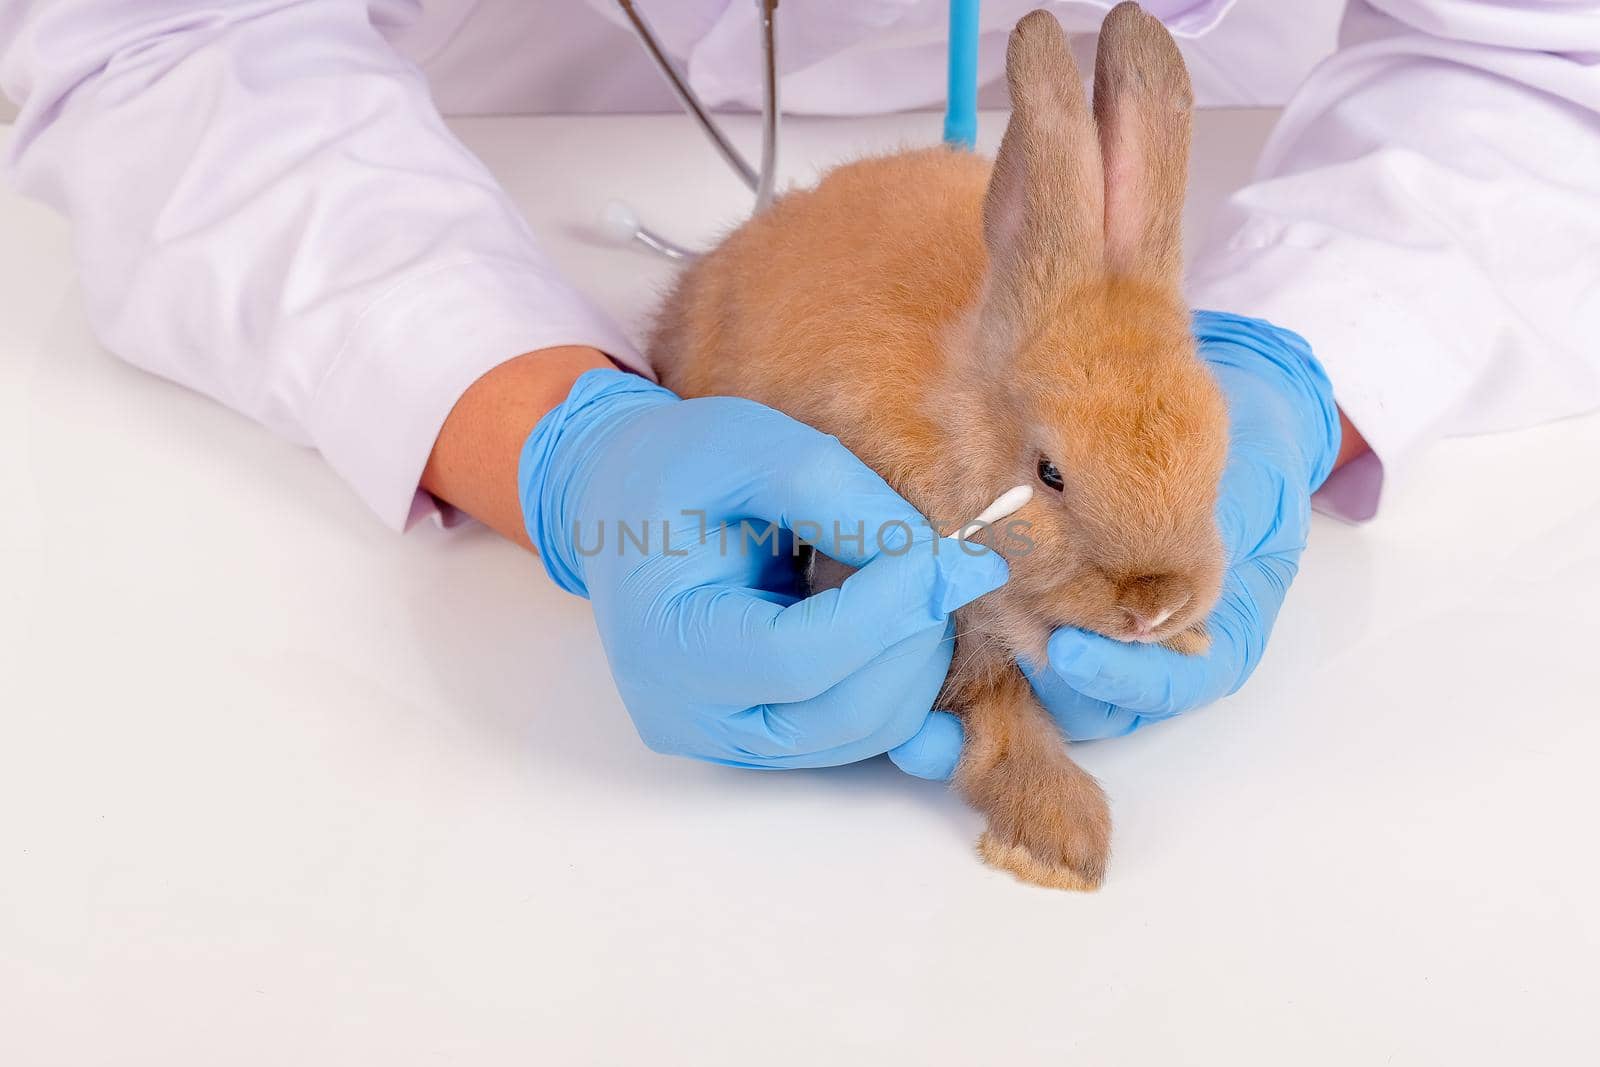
[{"xmin": 521, "ymin": 3, "xmax": 1339, "ymax": 889}]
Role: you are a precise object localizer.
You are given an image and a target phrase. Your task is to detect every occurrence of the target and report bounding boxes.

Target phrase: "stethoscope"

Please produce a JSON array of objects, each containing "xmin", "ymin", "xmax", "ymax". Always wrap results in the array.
[{"xmin": 602, "ymin": 0, "xmax": 982, "ymax": 261}]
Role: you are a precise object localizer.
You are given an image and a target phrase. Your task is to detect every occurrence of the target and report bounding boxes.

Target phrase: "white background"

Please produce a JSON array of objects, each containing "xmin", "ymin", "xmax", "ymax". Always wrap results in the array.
[{"xmin": 3, "ymin": 111, "xmax": 1598, "ymax": 1065}]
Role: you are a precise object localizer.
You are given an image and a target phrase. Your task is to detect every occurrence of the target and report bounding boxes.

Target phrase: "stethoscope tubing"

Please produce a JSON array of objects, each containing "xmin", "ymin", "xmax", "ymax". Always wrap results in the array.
[
  {"xmin": 610, "ymin": 0, "xmax": 975, "ymax": 260},
  {"xmin": 611, "ymin": 0, "xmax": 781, "ymax": 260}
]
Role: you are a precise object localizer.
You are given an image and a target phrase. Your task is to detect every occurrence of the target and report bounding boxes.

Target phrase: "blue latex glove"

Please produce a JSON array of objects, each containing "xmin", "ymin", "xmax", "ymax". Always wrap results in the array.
[
  {"xmin": 518, "ymin": 368, "xmax": 1010, "ymax": 770},
  {"xmin": 891, "ymin": 311, "xmax": 1341, "ymax": 779}
]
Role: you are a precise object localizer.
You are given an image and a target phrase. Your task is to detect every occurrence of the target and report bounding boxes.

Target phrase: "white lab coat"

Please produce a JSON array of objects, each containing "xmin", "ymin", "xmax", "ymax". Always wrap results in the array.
[{"xmin": 2, "ymin": 0, "xmax": 1597, "ymax": 530}]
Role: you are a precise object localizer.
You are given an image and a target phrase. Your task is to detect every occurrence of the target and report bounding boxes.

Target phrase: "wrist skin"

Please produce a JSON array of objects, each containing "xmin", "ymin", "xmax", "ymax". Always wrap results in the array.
[
  {"xmin": 1335, "ymin": 409, "xmax": 1367, "ymax": 469},
  {"xmin": 420, "ymin": 345, "xmax": 1371, "ymax": 549},
  {"xmin": 420, "ymin": 344, "xmax": 617, "ymax": 547}
]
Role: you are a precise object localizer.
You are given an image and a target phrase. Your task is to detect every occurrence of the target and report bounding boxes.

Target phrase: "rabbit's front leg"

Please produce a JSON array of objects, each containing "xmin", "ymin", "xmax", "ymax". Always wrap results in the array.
[
  {"xmin": 954, "ymin": 665, "xmax": 1112, "ymax": 890},
  {"xmin": 1163, "ymin": 624, "xmax": 1211, "ymax": 657}
]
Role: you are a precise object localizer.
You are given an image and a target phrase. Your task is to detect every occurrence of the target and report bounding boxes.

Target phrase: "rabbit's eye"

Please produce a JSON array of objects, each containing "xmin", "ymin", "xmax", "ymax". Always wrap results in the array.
[{"xmin": 1037, "ymin": 457, "xmax": 1065, "ymax": 492}]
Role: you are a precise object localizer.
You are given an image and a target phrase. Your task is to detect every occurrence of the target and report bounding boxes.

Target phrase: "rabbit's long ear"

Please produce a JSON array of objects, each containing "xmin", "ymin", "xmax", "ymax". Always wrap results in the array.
[
  {"xmin": 1093, "ymin": 2, "xmax": 1192, "ymax": 286},
  {"xmin": 980, "ymin": 10, "xmax": 1104, "ymax": 330}
]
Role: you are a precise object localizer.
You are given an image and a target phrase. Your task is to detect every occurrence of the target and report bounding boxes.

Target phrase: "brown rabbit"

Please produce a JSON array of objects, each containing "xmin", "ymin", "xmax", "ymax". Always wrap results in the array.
[{"xmin": 650, "ymin": 3, "xmax": 1229, "ymax": 890}]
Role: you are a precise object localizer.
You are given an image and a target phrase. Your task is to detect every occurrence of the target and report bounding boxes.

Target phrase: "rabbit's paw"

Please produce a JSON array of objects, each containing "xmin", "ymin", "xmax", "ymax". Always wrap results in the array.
[
  {"xmin": 1162, "ymin": 623, "xmax": 1210, "ymax": 656},
  {"xmin": 965, "ymin": 755, "xmax": 1111, "ymax": 891}
]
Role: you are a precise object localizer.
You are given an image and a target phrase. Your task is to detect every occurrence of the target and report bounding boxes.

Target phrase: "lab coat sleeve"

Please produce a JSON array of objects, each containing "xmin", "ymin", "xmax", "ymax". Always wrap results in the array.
[
  {"xmin": 0, "ymin": 0, "xmax": 649, "ymax": 530},
  {"xmin": 1185, "ymin": 0, "xmax": 1600, "ymax": 521}
]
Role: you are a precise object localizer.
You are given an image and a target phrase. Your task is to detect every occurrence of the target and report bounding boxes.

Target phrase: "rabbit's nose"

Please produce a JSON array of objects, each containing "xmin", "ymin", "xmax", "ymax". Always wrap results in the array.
[
  {"xmin": 1116, "ymin": 574, "xmax": 1191, "ymax": 637},
  {"xmin": 1122, "ymin": 602, "xmax": 1181, "ymax": 636}
]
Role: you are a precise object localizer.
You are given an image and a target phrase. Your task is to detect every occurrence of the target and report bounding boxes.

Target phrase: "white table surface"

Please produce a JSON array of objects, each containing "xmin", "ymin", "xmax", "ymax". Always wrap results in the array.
[{"xmin": 3, "ymin": 111, "xmax": 1598, "ymax": 1066}]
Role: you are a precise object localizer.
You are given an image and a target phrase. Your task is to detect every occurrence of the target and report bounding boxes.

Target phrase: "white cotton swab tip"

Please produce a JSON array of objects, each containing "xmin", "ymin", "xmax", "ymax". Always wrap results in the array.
[{"xmin": 950, "ymin": 484, "xmax": 1034, "ymax": 542}]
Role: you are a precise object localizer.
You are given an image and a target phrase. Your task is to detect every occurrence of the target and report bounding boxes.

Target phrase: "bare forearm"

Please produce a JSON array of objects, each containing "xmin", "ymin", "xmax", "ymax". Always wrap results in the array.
[{"xmin": 421, "ymin": 345, "xmax": 617, "ymax": 548}]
